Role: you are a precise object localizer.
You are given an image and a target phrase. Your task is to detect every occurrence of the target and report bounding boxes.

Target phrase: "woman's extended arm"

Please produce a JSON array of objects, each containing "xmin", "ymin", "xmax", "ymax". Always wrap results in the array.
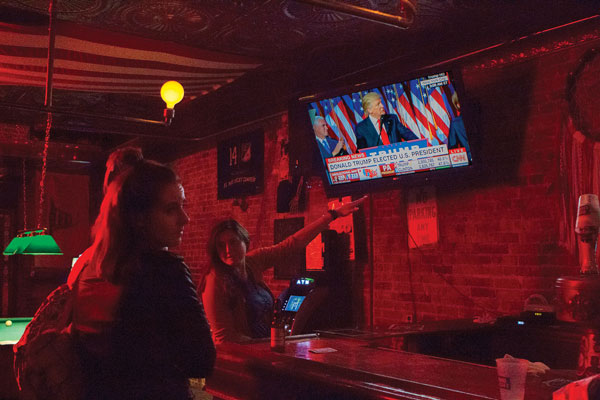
[
  {"xmin": 246, "ymin": 195, "xmax": 367, "ymax": 274},
  {"xmin": 290, "ymin": 195, "xmax": 367, "ymax": 247}
]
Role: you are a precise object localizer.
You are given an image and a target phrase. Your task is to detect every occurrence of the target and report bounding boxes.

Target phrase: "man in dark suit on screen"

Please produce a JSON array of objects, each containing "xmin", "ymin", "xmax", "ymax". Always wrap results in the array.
[
  {"xmin": 313, "ymin": 116, "xmax": 346, "ymax": 159},
  {"xmin": 355, "ymin": 92, "xmax": 418, "ymax": 150}
]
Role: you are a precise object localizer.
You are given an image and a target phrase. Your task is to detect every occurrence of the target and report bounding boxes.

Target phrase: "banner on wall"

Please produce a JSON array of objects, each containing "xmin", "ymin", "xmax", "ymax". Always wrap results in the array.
[
  {"xmin": 217, "ymin": 129, "xmax": 264, "ymax": 199},
  {"xmin": 407, "ymin": 185, "xmax": 438, "ymax": 248}
]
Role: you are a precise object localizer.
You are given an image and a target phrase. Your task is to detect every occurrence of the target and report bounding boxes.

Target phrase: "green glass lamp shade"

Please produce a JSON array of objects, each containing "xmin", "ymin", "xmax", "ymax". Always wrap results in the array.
[
  {"xmin": 23, "ymin": 230, "xmax": 63, "ymax": 255},
  {"xmin": 2, "ymin": 236, "xmax": 30, "ymax": 255},
  {"xmin": 2, "ymin": 229, "xmax": 63, "ymax": 255}
]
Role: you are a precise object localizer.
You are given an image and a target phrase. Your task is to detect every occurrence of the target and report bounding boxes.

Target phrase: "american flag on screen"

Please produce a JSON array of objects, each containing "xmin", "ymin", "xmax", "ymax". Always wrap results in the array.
[
  {"xmin": 427, "ymin": 86, "xmax": 451, "ymax": 140},
  {"xmin": 383, "ymin": 83, "xmax": 422, "ymax": 143},
  {"xmin": 409, "ymin": 79, "xmax": 443, "ymax": 146},
  {"xmin": 341, "ymin": 95, "xmax": 359, "ymax": 126},
  {"xmin": 321, "ymin": 98, "xmax": 357, "ymax": 154},
  {"xmin": 351, "ymin": 92, "xmax": 368, "ymax": 120}
]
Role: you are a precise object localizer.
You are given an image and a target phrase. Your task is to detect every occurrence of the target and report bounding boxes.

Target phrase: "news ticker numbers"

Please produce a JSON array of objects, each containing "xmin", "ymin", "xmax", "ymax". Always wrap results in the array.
[{"xmin": 325, "ymin": 143, "xmax": 469, "ymax": 185}]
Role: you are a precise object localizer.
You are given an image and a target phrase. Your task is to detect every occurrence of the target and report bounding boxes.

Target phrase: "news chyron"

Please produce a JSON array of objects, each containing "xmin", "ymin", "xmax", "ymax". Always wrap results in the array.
[{"xmin": 308, "ymin": 72, "xmax": 472, "ymax": 185}]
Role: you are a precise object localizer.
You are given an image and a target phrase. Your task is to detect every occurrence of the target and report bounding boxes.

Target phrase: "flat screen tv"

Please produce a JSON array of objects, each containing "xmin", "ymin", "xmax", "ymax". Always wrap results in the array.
[{"xmin": 290, "ymin": 68, "xmax": 477, "ymax": 197}]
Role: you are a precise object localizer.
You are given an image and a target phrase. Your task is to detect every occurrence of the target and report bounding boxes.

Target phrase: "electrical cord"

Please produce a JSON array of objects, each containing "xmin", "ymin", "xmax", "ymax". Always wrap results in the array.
[{"xmin": 406, "ymin": 233, "xmax": 418, "ymax": 324}]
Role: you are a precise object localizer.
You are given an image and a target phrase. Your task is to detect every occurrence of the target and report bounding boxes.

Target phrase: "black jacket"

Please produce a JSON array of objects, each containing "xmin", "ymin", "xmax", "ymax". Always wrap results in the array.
[{"xmin": 74, "ymin": 250, "xmax": 216, "ymax": 400}]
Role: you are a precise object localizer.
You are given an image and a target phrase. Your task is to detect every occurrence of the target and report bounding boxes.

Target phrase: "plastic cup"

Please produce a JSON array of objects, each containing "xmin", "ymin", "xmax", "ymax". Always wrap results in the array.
[
  {"xmin": 576, "ymin": 194, "xmax": 600, "ymax": 232},
  {"xmin": 495, "ymin": 357, "xmax": 528, "ymax": 400}
]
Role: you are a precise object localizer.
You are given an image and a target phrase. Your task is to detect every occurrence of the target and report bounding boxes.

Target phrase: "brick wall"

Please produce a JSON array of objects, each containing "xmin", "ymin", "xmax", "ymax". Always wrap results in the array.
[
  {"xmin": 173, "ymin": 113, "xmax": 299, "ymax": 297},
  {"xmin": 1, "ymin": 25, "xmax": 598, "ymax": 326},
  {"xmin": 173, "ymin": 28, "xmax": 600, "ymax": 328}
]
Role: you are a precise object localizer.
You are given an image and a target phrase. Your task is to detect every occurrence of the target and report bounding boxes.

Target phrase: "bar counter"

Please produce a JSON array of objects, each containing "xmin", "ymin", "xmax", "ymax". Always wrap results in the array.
[{"xmin": 206, "ymin": 335, "xmax": 574, "ymax": 400}]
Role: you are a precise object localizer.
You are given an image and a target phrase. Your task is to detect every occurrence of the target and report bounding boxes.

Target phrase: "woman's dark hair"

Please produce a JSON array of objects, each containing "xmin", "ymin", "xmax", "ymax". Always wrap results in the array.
[
  {"xmin": 90, "ymin": 160, "xmax": 180, "ymax": 283},
  {"xmin": 103, "ymin": 146, "xmax": 143, "ymax": 193},
  {"xmin": 206, "ymin": 219, "xmax": 250, "ymax": 270},
  {"xmin": 200, "ymin": 219, "xmax": 250, "ymax": 295}
]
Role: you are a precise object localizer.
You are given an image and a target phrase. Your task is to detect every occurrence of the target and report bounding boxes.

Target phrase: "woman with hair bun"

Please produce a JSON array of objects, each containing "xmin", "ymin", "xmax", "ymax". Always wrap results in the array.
[{"xmin": 73, "ymin": 160, "xmax": 215, "ymax": 399}]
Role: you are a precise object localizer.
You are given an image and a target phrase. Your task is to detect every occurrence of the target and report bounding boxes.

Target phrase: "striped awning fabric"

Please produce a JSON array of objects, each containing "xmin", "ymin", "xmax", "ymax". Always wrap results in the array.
[{"xmin": 0, "ymin": 21, "xmax": 261, "ymax": 96}]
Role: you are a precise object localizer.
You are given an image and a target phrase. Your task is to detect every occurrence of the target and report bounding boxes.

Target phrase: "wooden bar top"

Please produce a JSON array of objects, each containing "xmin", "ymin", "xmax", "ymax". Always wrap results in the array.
[{"xmin": 207, "ymin": 336, "xmax": 575, "ymax": 400}]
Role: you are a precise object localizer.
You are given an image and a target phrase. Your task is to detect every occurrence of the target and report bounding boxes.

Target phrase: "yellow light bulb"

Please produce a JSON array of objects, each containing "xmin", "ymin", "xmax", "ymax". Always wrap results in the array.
[{"xmin": 161, "ymin": 81, "xmax": 184, "ymax": 109}]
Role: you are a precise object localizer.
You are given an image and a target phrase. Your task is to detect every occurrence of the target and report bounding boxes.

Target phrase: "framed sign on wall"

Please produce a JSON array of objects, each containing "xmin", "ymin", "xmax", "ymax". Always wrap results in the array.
[
  {"xmin": 217, "ymin": 129, "xmax": 264, "ymax": 199},
  {"xmin": 407, "ymin": 185, "xmax": 438, "ymax": 248}
]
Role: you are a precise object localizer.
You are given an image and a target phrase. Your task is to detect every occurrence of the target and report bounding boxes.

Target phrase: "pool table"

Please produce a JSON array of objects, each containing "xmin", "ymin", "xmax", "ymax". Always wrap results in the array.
[
  {"xmin": 0, "ymin": 317, "xmax": 31, "ymax": 345},
  {"xmin": 0, "ymin": 317, "xmax": 32, "ymax": 400}
]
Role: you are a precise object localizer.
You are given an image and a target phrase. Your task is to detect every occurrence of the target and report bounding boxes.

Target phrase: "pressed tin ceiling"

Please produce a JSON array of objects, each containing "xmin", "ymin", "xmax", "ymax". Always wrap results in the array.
[{"xmin": 0, "ymin": 0, "xmax": 597, "ymax": 157}]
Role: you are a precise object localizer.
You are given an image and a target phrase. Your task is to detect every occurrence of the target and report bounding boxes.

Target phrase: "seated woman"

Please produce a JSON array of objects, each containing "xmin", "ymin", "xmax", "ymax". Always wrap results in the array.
[
  {"xmin": 73, "ymin": 160, "xmax": 216, "ymax": 399},
  {"xmin": 202, "ymin": 196, "xmax": 366, "ymax": 344}
]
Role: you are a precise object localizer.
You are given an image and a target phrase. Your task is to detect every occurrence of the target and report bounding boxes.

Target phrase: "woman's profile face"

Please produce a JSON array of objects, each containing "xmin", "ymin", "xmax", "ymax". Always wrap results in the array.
[
  {"xmin": 216, "ymin": 229, "xmax": 247, "ymax": 268},
  {"xmin": 143, "ymin": 182, "xmax": 190, "ymax": 250}
]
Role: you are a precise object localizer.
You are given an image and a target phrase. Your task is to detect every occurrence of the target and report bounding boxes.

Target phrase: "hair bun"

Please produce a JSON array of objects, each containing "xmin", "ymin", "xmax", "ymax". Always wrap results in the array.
[{"xmin": 103, "ymin": 147, "xmax": 144, "ymax": 191}]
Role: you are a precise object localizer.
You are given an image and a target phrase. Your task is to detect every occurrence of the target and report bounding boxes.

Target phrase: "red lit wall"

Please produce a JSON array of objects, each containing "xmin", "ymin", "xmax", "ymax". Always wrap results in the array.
[
  {"xmin": 173, "ymin": 26, "xmax": 600, "ymax": 328},
  {"xmin": 1, "ymin": 24, "xmax": 599, "ymax": 326}
]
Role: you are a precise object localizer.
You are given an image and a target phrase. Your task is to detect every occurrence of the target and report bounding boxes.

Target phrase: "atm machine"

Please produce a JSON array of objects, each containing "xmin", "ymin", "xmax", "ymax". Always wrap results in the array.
[
  {"xmin": 276, "ymin": 273, "xmax": 352, "ymax": 335},
  {"xmin": 277, "ymin": 276, "xmax": 329, "ymax": 335},
  {"xmin": 275, "ymin": 228, "xmax": 355, "ymax": 335}
]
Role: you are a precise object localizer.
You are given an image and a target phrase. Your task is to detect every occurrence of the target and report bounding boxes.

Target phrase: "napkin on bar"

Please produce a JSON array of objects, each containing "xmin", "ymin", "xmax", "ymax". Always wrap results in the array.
[{"xmin": 501, "ymin": 354, "xmax": 550, "ymax": 376}]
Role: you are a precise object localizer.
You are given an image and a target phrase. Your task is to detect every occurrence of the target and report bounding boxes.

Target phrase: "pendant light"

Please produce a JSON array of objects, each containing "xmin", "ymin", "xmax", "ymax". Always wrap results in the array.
[
  {"xmin": 161, "ymin": 80, "xmax": 184, "ymax": 126},
  {"xmin": 2, "ymin": 119, "xmax": 63, "ymax": 255},
  {"xmin": 3, "ymin": 230, "xmax": 63, "ymax": 256},
  {"xmin": 3, "ymin": 0, "xmax": 62, "ymax": 256}
]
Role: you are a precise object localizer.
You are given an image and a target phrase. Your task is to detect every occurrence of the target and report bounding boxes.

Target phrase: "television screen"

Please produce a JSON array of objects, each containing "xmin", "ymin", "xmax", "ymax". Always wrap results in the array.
[
  {"xmin": 284, "ymin": 295, "xmax": 306, "ymax": 312},
  {"xmin": 304, "ymin": 70, "xmax": 473, "ymax": 193}
]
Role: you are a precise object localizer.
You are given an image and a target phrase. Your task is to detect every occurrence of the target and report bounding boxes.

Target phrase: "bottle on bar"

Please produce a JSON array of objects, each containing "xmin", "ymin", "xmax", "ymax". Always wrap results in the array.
[{"xmin": 271, "ymin": 299, "xmax": 285, "ymax": 352}]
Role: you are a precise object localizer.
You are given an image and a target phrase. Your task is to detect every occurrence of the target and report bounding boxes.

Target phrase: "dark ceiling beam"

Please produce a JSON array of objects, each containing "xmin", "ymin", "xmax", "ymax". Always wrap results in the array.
[
  {"xmin": 293, "ymin": 0, "xmax": 416, "ymax": 29},
  {"xmin": 0, "ymin": 101, "xmax": 166, "ymax": 127},
  {"xmin": 0, "ymin": 141, "xmax": 103, "ymax": 164}
]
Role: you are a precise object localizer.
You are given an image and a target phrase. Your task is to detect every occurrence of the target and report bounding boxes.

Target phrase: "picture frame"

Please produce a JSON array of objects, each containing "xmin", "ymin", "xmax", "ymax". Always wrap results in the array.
[{"xmin": 217, "ymin": 129, "xmax": 264, "ymax": 199}]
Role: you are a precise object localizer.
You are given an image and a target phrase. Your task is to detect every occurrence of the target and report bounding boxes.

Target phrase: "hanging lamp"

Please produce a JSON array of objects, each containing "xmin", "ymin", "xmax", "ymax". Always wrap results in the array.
[
  {"xmin": 15, "ymin": 115, "xmax": 63, "ymax": 255},
  {"xmin": 161, "ymin": 80, "xmax": 184, "ymax": 126},
  {"xmin": 3, "ymin": 229, "xmax": 63, "ymax": 256},
  {"xmin": 3, "ymin": 0, "xmax": 62, "ymax": 256},
  {"xmin": 2, "ymin": 121, "xmax": 63, "ymax": 256}
]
